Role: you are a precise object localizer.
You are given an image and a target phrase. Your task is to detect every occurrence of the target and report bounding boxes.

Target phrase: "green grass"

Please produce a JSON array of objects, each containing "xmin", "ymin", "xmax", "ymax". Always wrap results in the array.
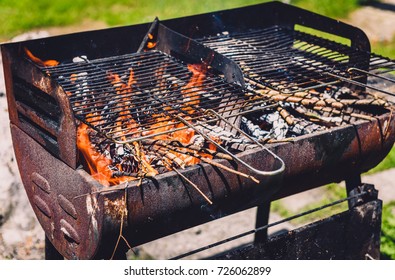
[
  {"xmin": 366, "ymin": 146, "xmax": 395, "ymax": 175},
  {"xmin": 273, "ymin": 184, "xmax": 395, "ymax": 259},
  {"xmin": 291, "ymin": 0, "xmax": 360, "ymax": 19},
  {"xmin": 272, "ymin": 183, "xmax": 347, "ymax": 225},
  {"xmin": 371, "ymin": 36, "xmax": 395, "ymax": 59},
  {"xmin": 381, "ymin": 201, "xmax": 395, "ymax": 259},
  {"xmin": 0, "ymin": 0, "xmax": 266, "ymax": 40}
]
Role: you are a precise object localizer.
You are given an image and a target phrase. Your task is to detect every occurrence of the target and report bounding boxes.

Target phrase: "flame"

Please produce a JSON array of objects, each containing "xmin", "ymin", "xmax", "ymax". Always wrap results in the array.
[
  {"xmin": 147, "ymin": 42, "xmax": 157, "ymax": 49},
  {"xmin": 24, "ymin": 47, "xmax": 59, "ymax": 67},
  {"xmin": 77, "ymin": 63, "xmax": 216, "ymax": 185},
  {"xmin": 144, "ymin": 64, "xmax": 213, "ymax": 167},
  {"xmin": 146, "ymin": 33, "xmax": 157, "ymax": 49},
  {"xmin": 182, "ymin": 64, "xmax": 206, "ymax": 114},
  {"xmin": 77, "ymin": 120, "xmax": 135, "ymax": 187}
]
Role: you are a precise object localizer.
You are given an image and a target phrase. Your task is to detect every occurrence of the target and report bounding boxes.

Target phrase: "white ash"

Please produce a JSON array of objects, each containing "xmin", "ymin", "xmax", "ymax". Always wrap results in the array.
[
  {"xmin": 240, "ymin": 117, "xmax": 268, "ymax": 140},
  {"xmin": 189, "ymin": 135, "xmax": 205, "ymax": 149},
  {"xmin": 262, "ymin": 112, "xmax": 288, "ymax": 139},
  {"xmin": 72, "ymin": 55, "xmax": 88, "ymax": 63},
  {"xmin": 198, "ymin": 123, "xmax": 256, "ymax": 147}
]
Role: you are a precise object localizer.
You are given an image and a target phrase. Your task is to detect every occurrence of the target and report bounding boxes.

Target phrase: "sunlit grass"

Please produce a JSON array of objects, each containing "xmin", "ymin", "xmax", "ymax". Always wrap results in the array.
[
  {"xmin": 0, "ymin": 0, "xmax": 266, "ymax": 40},
  {"xmin": 290, "ymin": 0, "xmax": 360, "ymax": 19},
  {"xmin": 381, "ymin": 201, "xmax": 395, "ymax": 259}
]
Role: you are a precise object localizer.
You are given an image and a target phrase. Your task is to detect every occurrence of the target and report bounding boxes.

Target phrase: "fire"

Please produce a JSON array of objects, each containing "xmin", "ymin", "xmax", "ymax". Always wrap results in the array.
[
  {"xmin": 24, "ymin": 47, "xmax": 59, "ymax": 67},
  {"xmin": 182, "ymin": 64, "xmax": 206, "ymax": 114},
  {"xmin": 77, "ymin": 120, "xmax": 136, "ymax": 187},
  {"xmin": 147, "ymin": 42, "xmax": 157, "ymax": 49},
  {"xmin": 145, "ymin": 64, "xmax": 213, "ymax": 166},
  {"xmin": 76, "ymin": 62, "xmax": 217, "ymax": 186},
  {"xmin": 146, "ymin": 33, "xmax": 157, "ymax": 49}
]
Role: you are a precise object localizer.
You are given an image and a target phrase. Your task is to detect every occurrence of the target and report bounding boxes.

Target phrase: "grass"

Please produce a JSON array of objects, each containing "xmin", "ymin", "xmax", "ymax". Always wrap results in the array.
[
  {"xmin": 366, "ymin": 146, "xmax": 395, "ymax": 175},
  {"xmin": 381, "ymin": 201, "xmax": 395, "ymax": 259},
  {"xmin": 1, "ymin": 0, "xmax": 393, "ymax": 61},
  {"xmin": 371, "ymin": 36, "xmax": 395, "ymax": 59},
  {"xmin": 290, "ymin": 0, "xmax": 360, "ymax": 19},
  {"xmin": 0, "ymin": 0, "xmax": 266, "ymax": 40},
  {"xmin": 272, "ymin": 183, "xmax": 395, "ymax": 259},
  {"xmin": 272, "ymin": 183, "xmax": 347, "ymax": 226}
]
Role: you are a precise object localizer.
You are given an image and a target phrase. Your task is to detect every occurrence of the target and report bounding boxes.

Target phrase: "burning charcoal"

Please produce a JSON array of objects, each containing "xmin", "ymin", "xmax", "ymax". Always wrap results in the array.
[
  {"xmin": 240, "ymin": 117, "xmax": 269, "ymax": 140},
  {"xmin": 116, "ymin": 144, "xmax": 125, "ymax": 156},
  {"xmin": 198, "ymin": 123, "xmax": 257, "ymax": 150},
  {"xmin": 259, "ymin": 111, "xmax": 289, "ymax": 140},
  {"xmin": 289, "ymin": 120, "xmax": 324, "ymax": 136},
  {"xmin": 189, "ymin": 135, "xmax": 205, "ymax": 149}
]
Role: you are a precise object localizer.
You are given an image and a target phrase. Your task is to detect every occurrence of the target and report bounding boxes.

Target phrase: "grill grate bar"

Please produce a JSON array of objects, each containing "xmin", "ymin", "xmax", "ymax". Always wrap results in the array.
[
  {"xmin": 198, "ymin": 26, "xmax": 395, "ymax": 97},
  {"xmin": 44, "ymin": 50, "xmax": 264, "ymax": 143}
]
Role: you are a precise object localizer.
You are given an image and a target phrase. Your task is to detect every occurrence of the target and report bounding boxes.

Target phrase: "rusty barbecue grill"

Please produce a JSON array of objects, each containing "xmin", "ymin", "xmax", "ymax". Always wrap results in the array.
[
  {"xmin": 196, "ymin": 26, "xmax": 395, "ymax": 94},
  {"xmin": 1, "ymin": 1, "xmax": 395, "ymax": 259},
  {"xmin": 199, "ymin": 26, "xmax": 363, "ymax": 91},
  {"xmin": 43, "ymin": 50, "xmax": 268, "ymax": 143}
]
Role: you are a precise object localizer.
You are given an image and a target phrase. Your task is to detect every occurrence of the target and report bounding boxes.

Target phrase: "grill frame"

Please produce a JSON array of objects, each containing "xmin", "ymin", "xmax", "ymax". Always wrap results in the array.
[{"xmin": 1, "ymin": 1, "xmax": 395, "ymax": 259}]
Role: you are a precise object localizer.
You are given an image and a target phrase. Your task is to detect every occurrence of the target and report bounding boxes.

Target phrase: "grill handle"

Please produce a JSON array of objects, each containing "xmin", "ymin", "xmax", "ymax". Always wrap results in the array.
[
  {"xmin": 275, "ymin": 2, "xmax": 371, "ymax": 70},
  {"xmin": 177, "ymin": 110, "xmax": 285, "ymax": 178}
]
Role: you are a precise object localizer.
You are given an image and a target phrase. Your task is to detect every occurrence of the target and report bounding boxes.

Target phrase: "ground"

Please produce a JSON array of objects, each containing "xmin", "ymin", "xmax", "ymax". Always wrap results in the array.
[{"xmin": 0, "ymin": 1, "xmax": 394, "ymax": 260}]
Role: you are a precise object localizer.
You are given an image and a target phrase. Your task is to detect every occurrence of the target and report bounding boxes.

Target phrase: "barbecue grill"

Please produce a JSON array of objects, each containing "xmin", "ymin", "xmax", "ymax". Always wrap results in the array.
[{"xmin": 1, "ymin": 1, "xmax": 395, "ymax": 259}]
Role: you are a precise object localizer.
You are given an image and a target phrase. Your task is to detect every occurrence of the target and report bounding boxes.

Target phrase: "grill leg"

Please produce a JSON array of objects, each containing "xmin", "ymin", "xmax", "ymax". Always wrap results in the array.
[
  {"xmin": 254, "ymin": 202, "xmax": 270, "ymax": 243},
  {"xmin": 345, "ymin": 173, "xmax": 362, "ymax": 209},
  {"xmin": 45, "ymin": 236, "xmax": 64, "ymax": 260}
]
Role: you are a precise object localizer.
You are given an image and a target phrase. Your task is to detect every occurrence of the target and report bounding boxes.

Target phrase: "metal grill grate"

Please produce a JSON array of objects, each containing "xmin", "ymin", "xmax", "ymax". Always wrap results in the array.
[
  {"xmin": 43, "ymin": 50, "xmax": 268, "ymax": 144},
  {"xmin": 197, "ymin": 26, "xmax": 395, "ymax": 94}
]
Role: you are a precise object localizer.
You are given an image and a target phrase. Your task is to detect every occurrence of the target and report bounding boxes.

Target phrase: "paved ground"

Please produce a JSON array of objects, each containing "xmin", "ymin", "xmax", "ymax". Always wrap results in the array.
[{"xmin": 0, "ymin": 2, "xmax": 394, "ymax": 260}]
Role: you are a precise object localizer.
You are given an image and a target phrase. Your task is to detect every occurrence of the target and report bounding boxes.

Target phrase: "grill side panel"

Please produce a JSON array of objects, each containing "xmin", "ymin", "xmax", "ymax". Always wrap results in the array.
[
  {"xmin": 10, "ymin": 125, "xmax": 106, "ymax": 259},
  {"xmin": 2, "ymin": 47, "xmax": 77, "ymax": 168}
]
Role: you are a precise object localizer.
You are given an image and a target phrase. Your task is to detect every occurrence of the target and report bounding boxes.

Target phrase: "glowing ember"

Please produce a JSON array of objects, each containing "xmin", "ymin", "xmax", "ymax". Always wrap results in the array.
[
  {"xmin": 147, "ymin": 42, "xmax": 157, "ymax": 49},
  {"xmin": 77, "ymin": 120, "xmax": 136, "ymax": 187},
  {"xmin": 74, "ymin": 61, "xmax": 219, "ymax": 186},
  {"xmin": 182, "ymin": 64, "xmax": 206, "ymax": 114},
  {"xmin": 24, "ymin": 47, "xmax": 59, "ymax": 67}
]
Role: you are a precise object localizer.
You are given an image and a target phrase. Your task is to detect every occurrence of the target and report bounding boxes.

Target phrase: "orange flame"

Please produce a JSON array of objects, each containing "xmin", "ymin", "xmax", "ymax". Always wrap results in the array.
[
  {"xmin": 146, "ymin": 33, "xmax": 157, "ymax": 49},
  {"xmin": 24, "ymin": 47, "xmax": 59, "ymax": 67},
  {"xmin": 77, "ymin": 63, "xmax": 216, "ymax": 185},
  {"xmin": 144, "ymin": 64, "xmax": 213, "ymax": 167},
  {"xmin": 182, "ymin": 64, "xmax": 206, "ymax": 114},
  {"xmin": 77, "ymin": 120, "xmax": 135, "ymax": 187}
]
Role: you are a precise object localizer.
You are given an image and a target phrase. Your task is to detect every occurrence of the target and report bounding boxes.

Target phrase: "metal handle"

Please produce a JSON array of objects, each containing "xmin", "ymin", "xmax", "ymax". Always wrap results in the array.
[
  {"xmin": 177, "ymin": 110, "xmax": 285, "ymax": 177},
  {"xmin": 347, "ymin": 67, "xmax": 395, "ymax": 97}
]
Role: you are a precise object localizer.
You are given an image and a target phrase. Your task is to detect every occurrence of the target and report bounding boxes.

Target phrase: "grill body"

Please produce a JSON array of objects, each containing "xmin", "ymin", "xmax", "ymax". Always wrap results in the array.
[{"xmin": 2, "ymin": 1, "xmax": 395, "ymax": 259}]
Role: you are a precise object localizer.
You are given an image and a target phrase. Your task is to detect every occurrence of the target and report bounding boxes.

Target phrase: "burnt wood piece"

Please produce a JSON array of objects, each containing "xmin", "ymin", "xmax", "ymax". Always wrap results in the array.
[{"xmin": 210, "ymin": 199, "xmax": 382, "ymax": 260}]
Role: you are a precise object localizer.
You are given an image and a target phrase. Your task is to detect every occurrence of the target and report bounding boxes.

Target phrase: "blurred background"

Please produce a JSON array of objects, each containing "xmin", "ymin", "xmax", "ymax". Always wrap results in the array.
[{"xmin": 0, "ymin": 0, "xmax": 394, "ymax": 260}]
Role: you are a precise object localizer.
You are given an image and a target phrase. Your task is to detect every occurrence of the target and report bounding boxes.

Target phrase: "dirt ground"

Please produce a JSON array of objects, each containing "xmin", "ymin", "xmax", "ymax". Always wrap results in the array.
[{"xmin": 0, "ymin": 2, "xmax": 395, "ymax": 260}]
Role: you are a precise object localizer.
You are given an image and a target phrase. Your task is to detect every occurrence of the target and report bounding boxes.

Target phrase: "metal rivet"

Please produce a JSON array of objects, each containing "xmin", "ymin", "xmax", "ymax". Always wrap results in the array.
[
  {"xmin": 60, "ymin": 219, "xmax": 80, "ymax": 244},
  {"xmin": 33, "ymin": 195, "xmax": 52, "ymax": 218},
  {"xmin": 31, "ymin": 172, "xmax": 51, "ymax": 194},
  {"xmin": 58, "ymin": 194, "xmax": 78, "ymax": 220}
]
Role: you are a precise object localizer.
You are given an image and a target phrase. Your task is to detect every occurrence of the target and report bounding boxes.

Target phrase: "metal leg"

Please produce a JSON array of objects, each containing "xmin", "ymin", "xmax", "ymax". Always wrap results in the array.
[
  {"xmin": 254, "ymin": 202, "xmax": 271, "ymax": 243},
  {"xmin": 345, "ymin": 173, "xmax": 362, "ymax": 209},
  {"xmin": 45, "ymin": 236, "xmax": 64, "ymax": 260}
]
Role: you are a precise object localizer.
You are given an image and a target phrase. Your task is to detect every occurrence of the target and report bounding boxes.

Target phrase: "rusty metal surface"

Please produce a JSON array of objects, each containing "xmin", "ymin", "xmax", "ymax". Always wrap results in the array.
[
  {"xmin": 2, "ymin": 1, "xmax": 395, "ymax": 260},
  {"xmin": 1, "ymin": 47, "xmax": 77, "ymax": 168},
  {"xmin": 9, "ymin": 107, "xmax": 395, "ymax": 259},
  {"xmin": 11, "ymin": 125, "xmax": 103, "ymax": 259},
  {"xmin": 210, "ymin": 199, "xmax": 382, "ymax": 260}
]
